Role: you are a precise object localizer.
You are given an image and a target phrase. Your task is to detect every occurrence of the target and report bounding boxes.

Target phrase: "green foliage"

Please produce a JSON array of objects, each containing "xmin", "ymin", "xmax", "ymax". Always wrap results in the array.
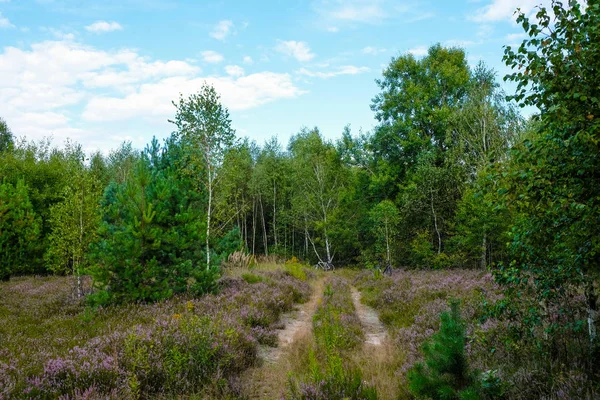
[
  {"xmin": 0, "ymin": 139, "xmax": 75, "ymax": 273},
  {"xmin": 408, "ymin": 301, "xmax": 485, "ymax": 400},
  {"xmin": 89, "ymin": 137, "xmax": 217, "ymax": 305},
  {"xmin": 170, "ymin": 83, "xmax": 236, "ymax": 271},
  {"xmin": 0, "ymin": 179, "xmax": 41, "ymax": 280},
  {"xmin": 241, "ymin": 272, "xmax": 264, "ymax": 284},
  {"xmin": 0, "ymin": 117, "xmax": 14, "ymax": 153},
  {"xmin": 497, "ymin": 0, "xmax": 600, "ymax": 359},
  {"xmin": 45, "ymin": 142, "xmax": 102, "ymax": 277}
]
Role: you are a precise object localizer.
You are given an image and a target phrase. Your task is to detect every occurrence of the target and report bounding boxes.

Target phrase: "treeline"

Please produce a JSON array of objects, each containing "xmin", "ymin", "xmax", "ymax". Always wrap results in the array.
[{"xmin": 0, "ymin": 46, "xmax": 522, "ymax": 281}]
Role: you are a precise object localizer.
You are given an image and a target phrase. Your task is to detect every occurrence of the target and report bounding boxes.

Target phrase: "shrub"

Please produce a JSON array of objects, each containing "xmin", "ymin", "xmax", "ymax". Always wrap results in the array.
[
  {"xmin": 241, "ymin": 272, "xmax": 264, "ymax": 284},
  {"xmin": 408, "ymin": 301, "xmax": 491, "ymax": 400},
  {"xmin": 284, "ymin": 257, "xmax": 309, "ymax": 281}
]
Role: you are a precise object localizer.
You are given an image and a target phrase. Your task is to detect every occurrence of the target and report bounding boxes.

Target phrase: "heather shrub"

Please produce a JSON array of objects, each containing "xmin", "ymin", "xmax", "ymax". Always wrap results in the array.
[{"xmin": 2, "ymin": 269, "xmax": 312, "ymax": 399}]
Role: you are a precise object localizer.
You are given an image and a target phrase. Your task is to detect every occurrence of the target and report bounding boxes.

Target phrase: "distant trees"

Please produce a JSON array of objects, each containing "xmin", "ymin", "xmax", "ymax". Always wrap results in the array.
[
  {"xmin": 289, "ymin": 128, "xmax": 348, "ymax": 266},
  {"xmin": 45, "ymin": 142, "xmax": 102, "ymax": 297},
  {"xmin": 0, "ymin": 118, "xmax": 14, "ymax": 153},
  {"xmin": 0, "ymin": 179, "xmax": 40, "ymax": 280}
]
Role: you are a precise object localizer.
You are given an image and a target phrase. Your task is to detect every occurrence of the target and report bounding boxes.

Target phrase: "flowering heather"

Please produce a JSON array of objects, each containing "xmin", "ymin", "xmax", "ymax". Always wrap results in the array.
[
  {"xmin": 354, "ymin": 269, "xmax": 498, "ymax": 398},
  {"xmin": 0, "ymin": 269, "xmax": 311, "ymax": 399}
]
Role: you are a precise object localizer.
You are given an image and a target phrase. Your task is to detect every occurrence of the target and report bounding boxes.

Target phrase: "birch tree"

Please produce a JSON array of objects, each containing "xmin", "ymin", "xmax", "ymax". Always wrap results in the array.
[
  {"xmin": 46, "ymin": 143, "xmax": 101, "ymax": 297},
  {"xmin": 170, "ymin": 84, "xmax": 235, "ymax": 270},
  {"xmin": 289, "ymin": 128, "xmax": 346, "ymax": 266}
]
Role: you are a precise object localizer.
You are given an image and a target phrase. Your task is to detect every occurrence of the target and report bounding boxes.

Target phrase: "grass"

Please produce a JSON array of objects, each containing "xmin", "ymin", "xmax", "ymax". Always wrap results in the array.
[
  {"xmin": 0, "ymin": 265, "xmax": 312, "ymax": 399},
  {"xmin": 353, "ymin": 268, "xmax": 500, "ymax": 399},
  {"xmin": 286, "ymin": 276, "xmax": 377, "ymax": 400}
]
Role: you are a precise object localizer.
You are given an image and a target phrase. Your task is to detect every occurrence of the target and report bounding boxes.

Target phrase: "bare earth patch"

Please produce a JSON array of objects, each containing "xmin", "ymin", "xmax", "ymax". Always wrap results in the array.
[{"xmin": 351, "ymin": 286, "xmax": 387, "ymax": 346}]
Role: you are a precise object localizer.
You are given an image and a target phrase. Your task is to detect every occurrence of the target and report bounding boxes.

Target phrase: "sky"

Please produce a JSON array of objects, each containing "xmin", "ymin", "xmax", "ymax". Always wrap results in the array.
[{"xmin": 0, "ymin": 0, "xmax": 547, "ymax": 153}]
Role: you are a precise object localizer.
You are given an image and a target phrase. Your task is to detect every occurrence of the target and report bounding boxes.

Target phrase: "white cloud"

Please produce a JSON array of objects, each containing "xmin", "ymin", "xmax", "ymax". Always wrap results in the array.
[
  {"xmin": 242, "ymin": 56, "xmax": 253, "ymax": 64},
  {"xmin": 275, "ymin": 40, "xmax": 315, "ymax": 62},
  {"xmin": 225, "ymin": 65, "xmax": 245, "ymax": 77},
  {"xmin": 210, "ymin": 20, "xmax": 233, "ymax": 40},
  {"xmin": 82, "ymin": 73, "xmax": 304, "ymax": 121},
  {"xmin": 470, "ymin": 0, "xmax": 551, "ymax": 22},
  {"xmin": 201, "ymin": 50, "xmax": 224, "ymax": 63},
  {"xmin": 85, "ymin": 20, "xmax": 123, "ymax": 33},
  {"xmin": 326, "ymin": 26, "xmax": 339, "ymax": 32},
  {"xmin": 407, "ymin": 46, "xmax": 428, "ymax": 57},
  {"xmin": 0, "ymin": 12, "xmax": 15, "ymax": 29},
  {"xmin": 297, "ymin": 65, "xmax": 369, "ymax": 79},
  {"xmin": 361, "ymin": 46, "xmax": 386, "ymax": 55},
  {"xmin": 0, "ymin": 39, "xmax": 304, "ymax": 150},
  {"xmin": 328, "ymin": 1, "xmax": 386, "ymax": 23},
  {"xmin": 41, "ymin": 27, "xmax": 76, "ymax": 40}
]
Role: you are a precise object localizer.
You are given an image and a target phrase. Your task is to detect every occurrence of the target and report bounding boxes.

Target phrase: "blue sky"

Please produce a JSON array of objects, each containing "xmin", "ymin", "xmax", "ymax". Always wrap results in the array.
[{"xmin": 0, "ymin": 0, "xmax": 544, "ymax": 153}]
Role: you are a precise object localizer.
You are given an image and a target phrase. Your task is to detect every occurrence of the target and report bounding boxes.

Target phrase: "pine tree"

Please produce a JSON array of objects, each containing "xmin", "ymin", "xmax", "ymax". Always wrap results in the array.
[
  {"xmin": 408, "ymin": 301, "xmax": 480, "ymax": 400},
  {"xmin": 89, "ymin": 137, "xmax": 218, "ymax": 305}
]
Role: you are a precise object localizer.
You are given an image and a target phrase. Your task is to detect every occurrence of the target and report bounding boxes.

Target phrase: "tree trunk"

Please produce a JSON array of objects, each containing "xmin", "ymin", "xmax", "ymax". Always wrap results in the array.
[
  {"xmin": 431, "ymin": 190, "xmax": 441, "ymax": 255},
  {"xmin": 480, "ymin": 233, "xmax": 487, "ymax": 269},
  {"xmin": 324, "ymin": 231, "xmax": 332, "ymax": 264},
  {"xmin": 259, "ymin": 195, "xmax": 268, "ymax": 256},
  {"xmin": 206, "ymin": 167, "xmax": 212, "ymax": 271},
  {"xmin": 252, "ymin": 197, "xmax": 256, "ymax": 255},
  {"xmin": 272, "ymin": 181, "xmax": 277, "ymax": 248},
  {"xmin": 586, "ymin": 280, "xmax": 598, "ymax": 345},
  {"xmin": 385, "ymin": 221, "xmax": 391, "ymax": 266}
]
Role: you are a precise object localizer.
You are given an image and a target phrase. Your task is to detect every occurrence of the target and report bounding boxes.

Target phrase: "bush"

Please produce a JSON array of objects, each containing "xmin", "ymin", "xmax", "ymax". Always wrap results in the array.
[{"xmin": 408, "ymin": 301, "xmax": 497, "ymax": 399}]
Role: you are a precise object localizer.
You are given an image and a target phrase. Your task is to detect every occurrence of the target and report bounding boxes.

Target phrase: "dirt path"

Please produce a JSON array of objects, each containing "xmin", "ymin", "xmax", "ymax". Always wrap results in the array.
[
  {"xmin": 259, "ymin": 277, "xmax": 325, "ymax": 363},
  {"xmin": 243, "ymin": 277, "xmax": 325, "ymax": 399},
  {"xmin": 351, "ymin": 286, "xmax": 387, "ymax": 346}
]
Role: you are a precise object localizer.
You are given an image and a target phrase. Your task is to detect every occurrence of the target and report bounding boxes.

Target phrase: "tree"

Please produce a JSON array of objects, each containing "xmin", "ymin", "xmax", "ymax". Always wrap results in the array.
[
  {"xmin": 170, "ymin": 84, "xmax": 236, "ymax": 270},
  {"xmin": 45, "ymin": 142, "xmax": 102, "ymax": 298},
  {"xmin": 499, "ymin": 0, "xmax": 600, "ymax": 349},
  {"xmin": 0, "ymin": 118, "xmax": 14, "ymax": 153},
  {"xmin": 408, "ymin": 301, "xmax": 481, "ymax": 400},
  {"xmin": 450, "ymin": 62, "xmax": 523, "ymax": 181},
  {"xmin": 89, "ymin": 138, "xmax": 216, "ymax": 305},
  {"xmin": 369, "ymin": 200, "xmax": 399, "ymax": 267},
  {"xmin": 370, "ymin": 44, "xmax": 471, "ymax": 198},
  {"xmin": 289, "ymin": 128, "xmax": 348, "ymax": 266},
  {"xmin": 0, "ymin": 179, "xmax": 40, "ymax": 280}
]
